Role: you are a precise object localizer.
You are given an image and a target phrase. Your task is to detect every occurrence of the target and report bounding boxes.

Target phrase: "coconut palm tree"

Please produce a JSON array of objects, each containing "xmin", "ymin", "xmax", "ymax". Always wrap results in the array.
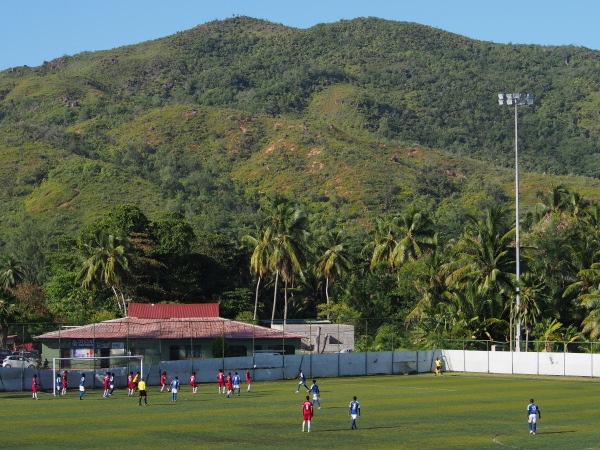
[
  {"xmin": 260, "ymin": 196, "xmax": 308, "ymax": 326},
  {"xmin": 77, "ymin": 231, "xmax": 131, "ymax": 316},
  {"xmin": 513, "ymin": 272, "xmax": 547, "ymax": 351},
  {"xmin": 315, "ymin": 229, "xmax": 351, "ymax": 318},
  {"xmin": 445, "ymin": 206, "xmax": 515, "ymax": 322},
  {"xmin": 390, "ymin": 208, "xmax": 436, "ymax": 266},
  {"xmin": 0, "ymin": 255, "xmax": 25, "ymax": 290},
  {"xmin": 243, "ymin": 228, "xmax": 272, "ymax": 321},
  {"xmin": 369, "ymin": 217, "xmax": 400, "ymax": 271}
]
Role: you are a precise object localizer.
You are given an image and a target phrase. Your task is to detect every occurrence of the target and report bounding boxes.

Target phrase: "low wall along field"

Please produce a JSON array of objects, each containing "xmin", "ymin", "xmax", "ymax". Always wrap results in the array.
[{"xmin": 1, "ymin": 349, "xmax": 598, "ymax": 392}]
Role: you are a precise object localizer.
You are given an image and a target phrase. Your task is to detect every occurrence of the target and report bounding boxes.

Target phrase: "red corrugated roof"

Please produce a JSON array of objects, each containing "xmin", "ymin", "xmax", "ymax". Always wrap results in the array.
[
  {"xmin": 35, "ymin": 317, "xmax": 302, "ymax": 340},
  {"xmin": 127, "ymin": 303, "xmax": 220, "ymax": 319}
]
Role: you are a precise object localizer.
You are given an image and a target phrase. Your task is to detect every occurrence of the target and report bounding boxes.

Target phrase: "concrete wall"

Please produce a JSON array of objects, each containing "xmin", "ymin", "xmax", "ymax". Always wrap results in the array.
[
  {"xmin": 1, "ymin": 350, "xmax": 597, "ymax": 392},
  {"xmin": 441, "ymin": 349, "xmax": 599, "ymax": 377}
]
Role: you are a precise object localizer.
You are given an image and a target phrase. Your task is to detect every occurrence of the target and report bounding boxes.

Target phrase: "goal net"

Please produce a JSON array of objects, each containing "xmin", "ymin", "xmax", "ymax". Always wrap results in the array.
[{"xmin": 51, "ymin": 356, "xmax": 143, "ymax": 396}]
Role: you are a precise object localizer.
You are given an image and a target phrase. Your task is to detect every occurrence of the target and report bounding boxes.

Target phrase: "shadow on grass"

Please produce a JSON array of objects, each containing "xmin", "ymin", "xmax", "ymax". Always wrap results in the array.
[
  {"xmin": 315, "ymin": 425, "xmax": 403, "ymax": 433},
  {"xmin": 537, "ymin": 430, "xmax": 576, "ymax": 435}
]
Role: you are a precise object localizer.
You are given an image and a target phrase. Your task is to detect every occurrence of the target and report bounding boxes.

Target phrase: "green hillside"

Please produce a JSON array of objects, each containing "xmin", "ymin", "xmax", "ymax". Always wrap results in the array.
[
  {"xmin": 1, "ymin": 16, "xmax": 599, "ymax": 238},
  {"xmin": 1, "ymin": 17, "xmax": 600, "ymax": 346}
]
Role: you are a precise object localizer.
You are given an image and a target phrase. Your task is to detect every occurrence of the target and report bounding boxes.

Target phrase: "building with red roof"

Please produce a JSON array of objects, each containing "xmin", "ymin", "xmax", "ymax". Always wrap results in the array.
[{"xmin": 36, "ymin": 303, "xmax": 302, "ymax": 367}]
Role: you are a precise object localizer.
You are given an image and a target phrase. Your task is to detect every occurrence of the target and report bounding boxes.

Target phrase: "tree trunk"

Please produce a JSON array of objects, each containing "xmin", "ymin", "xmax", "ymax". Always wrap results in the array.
[
  {"xmin": 253, "ymin": 276, "xmax": 261, "ymax": 322},
  {"xmin": 271, "ymin": 271, "xmax": 279, "ymax": 327},
  {"xmin": 283, "ymin": 279, "xmax": 288, "ymax": 326},
  {"xmin": 325, "ymin": 276, "xmax": 330, "ymax": 320}
]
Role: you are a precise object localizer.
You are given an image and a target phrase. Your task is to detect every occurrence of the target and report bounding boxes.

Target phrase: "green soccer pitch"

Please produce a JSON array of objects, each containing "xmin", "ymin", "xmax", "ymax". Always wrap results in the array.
[{"xmin": 2, "ymin": 373, "xmax": 599, "ymax": 449}]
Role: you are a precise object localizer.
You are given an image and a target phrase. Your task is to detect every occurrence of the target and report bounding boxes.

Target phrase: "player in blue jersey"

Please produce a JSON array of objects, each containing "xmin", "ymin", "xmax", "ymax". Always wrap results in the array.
[
  {"xmin": 296, "ymin": 369, "xmax": 309, "ymax": 393},
  {"xmin": 233, "ymin": 372, "xmax": 241, "ymax": 396},
  {"xmin": 527, "ymin": 398, "xmax": 541, "ymax": 435},
  {"xmin": 78, "ymin": 373, "xmax": 86, "ymax": 400},
  {"xmin": 310, "ymin": 379, "xmax": 321, "ymax": 409},
  {"xmin": 55, "ymin": 373, "xmax": 62, "ymax": 396},
  {"xmin": 170, "ymin": 376, "xmax": 180, "ymax": 402},
  {"xmin": 349, "ymin": 396, "xmax": 360, "ymax": 429}
]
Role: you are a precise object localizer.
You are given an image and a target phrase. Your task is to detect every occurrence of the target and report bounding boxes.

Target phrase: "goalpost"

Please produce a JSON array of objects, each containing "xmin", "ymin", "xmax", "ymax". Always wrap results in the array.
[{"xmin": 51, "ymin": 356, "xmax": 143, "ymax": 396}]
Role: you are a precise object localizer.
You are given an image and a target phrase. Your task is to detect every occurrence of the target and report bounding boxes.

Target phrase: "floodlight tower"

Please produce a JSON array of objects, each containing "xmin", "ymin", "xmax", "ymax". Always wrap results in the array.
[{"xmin": 498, "ymin": 92, "xmax": 533, "ymax": 352}]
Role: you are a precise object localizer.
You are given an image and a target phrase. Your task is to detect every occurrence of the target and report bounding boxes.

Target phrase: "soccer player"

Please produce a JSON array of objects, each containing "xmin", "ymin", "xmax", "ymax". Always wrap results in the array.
[
  {"xmin": 127, "ymin": 372, "xmax": 135, "ymax": 396},
  {"xmin": 61, "ymin": 371, "xmax": 68, "ymax": 395},
  {"xmin": 190, "ymin": 371, "xmax": 198, "ymax": 394},
  {"xmin": 79, "ymin": 373, "xmax": 86, "ymax": 400},
  {"xmin": 310, "ymin": 379, "xmax": 321, "ymax": 409},
  {"xmin": 527, "ymin": 398, "xmax": 541, "ymax": 435},
  {"xmin": 109, "ymin": 372, "xmax": 115, "ymax": 395},
  {"xmin": 296, "ymin": 369, "xmax": 309, "ymax": 393},
  {"xmin": 138, "ymin": 377, "xmax": 147, "ymax": 406},
  {"xmin": 133, "ymin": 372, "xmax": 140, "ymax": 391},
  {"xmin": 226, "ymin": 372, "xmax": 234, "ymax": 398},
  {"xmin": 160, "ymin": 371, "xmax": 169, "ymax": 392},
  {"xmin": 32, "ymin": 374, "xmax": 39, "ymax": 400},
  {"xmin": 103, "ymin": 372, "xmax": 110, "ymax": 398},
  {"xmin": 435, "ymin": 357, "xmax": 443, "ymax": 376},
  {"xmin": 302, "ymin": 395, "xmax": 314, "ymax": 432},
  {"xmin": 55, "ymin": 373, "xmax": 62, "ymax": 396},
  {"xmin": 217, "ymin": 369, "xmax": 226, "ymax": 394},
  {"xmin": 349, "ymin": 396, "xmax": 360, "ymax": 430},
  {"xmin": 171, "ymin": 376, "xmax": 180, "ymax": 402},
  {"xmin": 245, "ymin": 369, "xmax": 252, "ymax": 392},
  {"xmin": 233, "ymin": 372, "xmax": 241, "ymax": 396}
]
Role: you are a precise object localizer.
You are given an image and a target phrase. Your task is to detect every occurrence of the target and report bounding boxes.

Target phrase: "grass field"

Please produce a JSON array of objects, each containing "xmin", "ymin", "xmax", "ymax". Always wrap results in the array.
[{"xmin": 1, "ymin": 373, "xmax": 599, "ymax": 449}]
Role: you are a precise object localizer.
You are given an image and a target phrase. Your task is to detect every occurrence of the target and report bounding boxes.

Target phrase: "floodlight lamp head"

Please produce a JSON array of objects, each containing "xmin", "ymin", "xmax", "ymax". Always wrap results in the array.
[
  {"xmin": 498, "ymin": 93, "xmax": 505, "ymax": 105},
  {"xmin": 526, "ymin": 93, "xmax": 534, "ymax": 105}
]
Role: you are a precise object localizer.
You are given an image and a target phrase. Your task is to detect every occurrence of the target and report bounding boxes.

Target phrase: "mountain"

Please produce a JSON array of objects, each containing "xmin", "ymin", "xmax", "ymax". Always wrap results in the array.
[{"xmin": 1, "ymin": 16, "xmax": 599, "ymax": 240}]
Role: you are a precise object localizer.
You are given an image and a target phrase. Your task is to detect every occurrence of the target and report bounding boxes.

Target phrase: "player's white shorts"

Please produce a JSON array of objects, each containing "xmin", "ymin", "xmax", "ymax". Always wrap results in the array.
[
  {"xmin": 171, "ymin": 388, "xmax": 178, "ymax": 394},
  {"xmin": 79, "ymin": 386, "xmax": 85, "ymax": 392},
  {"xmin": 313, "ymin": 394, "xmax": 319, "ymax": 401},
  {"xmin": 351, "ymin": 413, "xmax": 358, "ymax": 420},
  {"xmin": 233, "ymin": 384, "xmax": 240, "ymax": 389},
  {"xmin": 528, "ymin": 414, "xmax": 537, "ymax": 424}
]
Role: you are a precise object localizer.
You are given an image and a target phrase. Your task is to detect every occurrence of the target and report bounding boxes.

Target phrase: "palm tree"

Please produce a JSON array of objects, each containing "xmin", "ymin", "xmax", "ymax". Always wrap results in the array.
[
  {"xmin": 0, "ymin": 255, "xmax": 25, "ymax": 290},
  {"xmin": 260, "ymin": 196, "xmax": 308, "ymax": 326},
  {"xmin": 77, "ymin": 231, "xmax": 131, "ymax": 316},
  {"xmin": 390, "ymin": 208, "xmax": 436, "ymax": 266},
  {"xmin": 369, "ymin": 217, "xmax": 400, "ymax": 271},
  {"xmin": 534, "ymin": 318, "xmax": 563, "ymax": 352},
  {"xmin": 243, "ymin": 228, "xmax": 272, "ymax": 321},
  {"xmin": 513, "ymin": 272, "xmax": 547, "ymax": 351},
  {"xmin": 445, "ymin": 206, "xmax": 515, "ymax": 323},
  {"xmin": 315, "ymin": 230, "xmax": 351, "ymax": 319},
  {"xmin": 565, "ymin": 262, "xmax": 600, "ymax": 340},
  {"xmin": 535, "ymin": 184, "xmax": 570, "ymax": 216}
]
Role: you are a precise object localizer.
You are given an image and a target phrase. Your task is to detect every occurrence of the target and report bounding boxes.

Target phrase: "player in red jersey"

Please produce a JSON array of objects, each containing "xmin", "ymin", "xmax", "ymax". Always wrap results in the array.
[
  {"xmin": 102, "ymin": 372, "xmax": 110, "ymax": 398},
  {"xmin": 302, "ymin": 395, "xmax": 314, "ymax": 432},
  {"xmin": 32, "ymin": 374, "xmax": 39, "ymax": 400},
  {"xmin": 226, "ymin": 372, "xmax": 234, "ymax": 398},
  {"xmin": 190, "ymin": 371, "xmax": 198, "ymax": 394},
  {"xmin": 61, "ymin": 371, "xmax": 68, "ymax": 395},
  {"xmin": 245, "ymin": 369, "xmax": 252, "ymax": 392},
  {"xmin": 160, "ymin": 371, "xmax": 169, "ymax": 392},
  {"xmin": 127, "ymin": 371, "xmax": 135, "ymax": 396},
  {"xmin": 217, "ymin": 369, "xmax": 225, "ymax": 394}
]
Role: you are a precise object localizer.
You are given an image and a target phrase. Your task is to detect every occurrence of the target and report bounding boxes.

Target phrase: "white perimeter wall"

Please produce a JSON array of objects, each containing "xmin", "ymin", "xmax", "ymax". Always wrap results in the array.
[
  {"xmin": 442, "ymin": 350, "xmax": 599, "ymax": 377},
  {"xmin": 1, "ymin": 350, "xmax": 597, "ymax": 391}
]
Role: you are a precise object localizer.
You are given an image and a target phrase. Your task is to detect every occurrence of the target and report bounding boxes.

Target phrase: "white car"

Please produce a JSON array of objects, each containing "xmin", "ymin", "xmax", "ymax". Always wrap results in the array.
[
  {"xmin": 339, "ymin": 348, "xmax": 354, "ymax": 353},
  {"xmin": 2, "ymin": 355, "xmax": 37, "ymax": 368}
]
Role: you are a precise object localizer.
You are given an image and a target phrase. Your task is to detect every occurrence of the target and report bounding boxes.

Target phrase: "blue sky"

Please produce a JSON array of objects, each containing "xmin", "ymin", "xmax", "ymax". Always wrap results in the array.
[{"xmin": 2, "ymin": 0, "xmax": 599, "ymax": 71}]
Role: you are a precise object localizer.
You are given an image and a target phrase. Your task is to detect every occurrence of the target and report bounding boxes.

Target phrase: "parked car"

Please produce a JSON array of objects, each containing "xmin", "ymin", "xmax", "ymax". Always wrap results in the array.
[
  {"xmin": 2, "ymin": 355, "xmax": 37, "ymax": 368},
  {"xmin": 339, "ymin": 348, "xmax": 354, "ymax": 353}
]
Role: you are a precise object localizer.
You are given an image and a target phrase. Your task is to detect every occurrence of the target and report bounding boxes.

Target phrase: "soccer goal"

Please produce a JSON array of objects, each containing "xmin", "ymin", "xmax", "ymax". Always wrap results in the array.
[{"xmin": 51, "ymin": 356, "xmax": 143, "ymax": 396}]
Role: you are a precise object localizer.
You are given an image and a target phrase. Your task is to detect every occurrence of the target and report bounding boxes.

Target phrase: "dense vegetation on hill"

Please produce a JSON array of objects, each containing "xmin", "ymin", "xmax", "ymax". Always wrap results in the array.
[{"xmin": 0, "ymin": 17, "xmax": 599, "ymax": 350}]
